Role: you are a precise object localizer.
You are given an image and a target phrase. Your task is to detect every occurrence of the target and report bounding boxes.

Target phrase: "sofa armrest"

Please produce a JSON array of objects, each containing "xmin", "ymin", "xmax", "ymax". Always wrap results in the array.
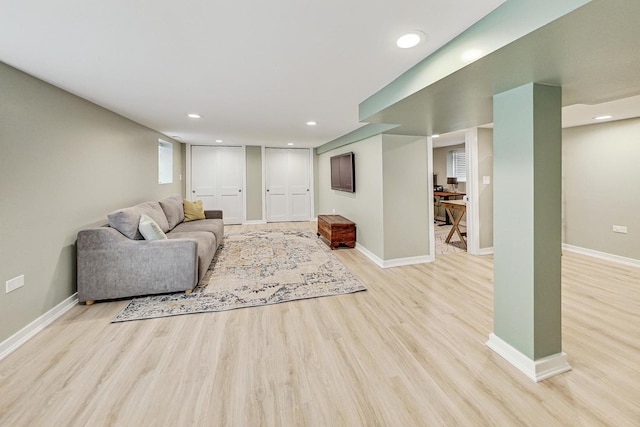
[
  {"xmin": 77, "ymin": 227, "xmax": 198, "ymax": 302},
  {"xmin": 204, "ymin": 210, "xmax": 223, "ymax": 220}
]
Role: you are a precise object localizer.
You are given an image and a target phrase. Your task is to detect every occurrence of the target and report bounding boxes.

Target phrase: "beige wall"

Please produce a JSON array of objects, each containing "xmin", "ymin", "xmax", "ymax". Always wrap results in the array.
[
  {"xmin": 0, "ymin": 62, "xmax": 184, "ymax": 343},
  {"xmin": 245, "ymin": 146, "xmax": 263, "ymax": 221},
  {"xmin": 382, "ymin": 135, "xmax": 430, "ymax": 259},
  {"xmin": 316, "ymin": 134, "xmax": 430, "ymax": 262},
  {"xmin": 562, "ymin": 118, "xmax": 640, "ymax": 259},
  {"xmin": 316, "ymin": 135, "xmax": 384, "ymax": 258},
  {"xmin": 477, "ymin": 128, "xmax": 494, "ymax": 249}
]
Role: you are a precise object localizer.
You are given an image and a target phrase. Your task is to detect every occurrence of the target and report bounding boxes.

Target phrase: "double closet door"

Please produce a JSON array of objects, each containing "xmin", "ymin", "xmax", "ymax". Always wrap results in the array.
[
  {"xmin": 191, "ymin": 146, "xmax": 244, "ymax": 224},
  {"xmin": 265, "ymin": 148, "xmax": 311, "ymax": 222}
]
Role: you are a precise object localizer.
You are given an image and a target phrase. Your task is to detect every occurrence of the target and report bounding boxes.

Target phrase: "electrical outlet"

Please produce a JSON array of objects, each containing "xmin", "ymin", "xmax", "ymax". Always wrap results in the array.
[
  {"xmin": 483, "ymin": 175, "xmax": 491, "ymax": 184},
  {"xmin": 612, "ymin": 225, "xmax": 627, "ymax": 234},
  {"xmin": 332, "ymin": 208, "xmax": 336, "ymax": 214},
  {"xmin": 6, "ymin": 275, "xmax": 24, "ymax": 293}
]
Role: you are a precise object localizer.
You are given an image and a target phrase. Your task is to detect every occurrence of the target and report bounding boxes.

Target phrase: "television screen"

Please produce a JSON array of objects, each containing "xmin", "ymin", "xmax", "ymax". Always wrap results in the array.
[{"xmin": 330, "ymin": 152, "xmax": 355, "ymax": 192}]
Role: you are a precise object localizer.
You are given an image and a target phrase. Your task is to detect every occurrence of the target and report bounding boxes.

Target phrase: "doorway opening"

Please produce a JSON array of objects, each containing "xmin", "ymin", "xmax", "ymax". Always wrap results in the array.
[{"xmin": 432, "ymin": 131, "xmax": 468, "ymax": 257}]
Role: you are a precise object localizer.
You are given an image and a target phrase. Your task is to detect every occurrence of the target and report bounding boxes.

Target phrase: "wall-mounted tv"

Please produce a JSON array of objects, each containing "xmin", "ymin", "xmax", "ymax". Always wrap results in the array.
[{"xmin": 330, "ymin": 152, "xmax": 355, "ymax": 193}]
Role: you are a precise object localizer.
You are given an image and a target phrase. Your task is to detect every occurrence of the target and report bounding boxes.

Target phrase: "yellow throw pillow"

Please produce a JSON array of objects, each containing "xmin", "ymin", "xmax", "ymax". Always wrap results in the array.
[{"xmin": 183, "ymin": 199, "xmax": 206, "ymax": 222}]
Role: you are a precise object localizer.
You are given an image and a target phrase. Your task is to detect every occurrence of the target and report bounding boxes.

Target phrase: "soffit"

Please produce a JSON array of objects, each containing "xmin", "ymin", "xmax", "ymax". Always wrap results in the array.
[{"xmin": 363, "ymin": 0, "xmax": 640, "ymax": 136}]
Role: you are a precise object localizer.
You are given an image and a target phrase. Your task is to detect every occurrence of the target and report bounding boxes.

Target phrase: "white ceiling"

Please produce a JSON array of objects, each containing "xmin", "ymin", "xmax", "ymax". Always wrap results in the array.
[{"xmin": 0, "ymin": 0, "xmax": 506, "ymax": 148}]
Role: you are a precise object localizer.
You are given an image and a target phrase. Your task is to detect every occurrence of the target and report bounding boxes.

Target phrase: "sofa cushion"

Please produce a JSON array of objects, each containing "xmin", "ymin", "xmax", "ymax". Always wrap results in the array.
[
  {"xmin": 108, "ymin": 201, "xmax": 170, "ymax": 239},
  {"xmin": 159, "ymin": 194, "xmax": 185, "ymax": 230},
  {"xmin": 168, "ymin": 231, "xmax": 217, "ymax": 282},
  {"xmin": 139, "ymin": 214, "xmax": 168, "ymax": 241},
  {"xmin": 183, "ymin": 199, "xmax": 206, "ymax": 222},
  {"xmin": 171, "ymin": 219, "xmax": 224, "ymax": 248}
]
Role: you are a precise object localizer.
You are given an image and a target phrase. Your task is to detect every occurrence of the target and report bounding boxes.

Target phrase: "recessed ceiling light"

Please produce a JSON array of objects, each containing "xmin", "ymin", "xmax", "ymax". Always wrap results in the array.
[
  {"xmin": 188, "ymin": 113, "xmax": 201, "ymax": 119},
  {"xmin": 215, "ymin": 139, "xmax": 223, "ymax": 143},
  {"xmin": 461, "ymin": 49, "xmax": 483, "ymax": 62},
  {"xmin": 306, "ymin": 121, "xmax": 317, "ymax": 126},
  {"xmin": 287, "ymin": 142, "xmax": 294, "ymax": 146},
  {"xmin": 432, "ymin": 134, "xmax": 440, "ymax": 138},
  {"xmin": 396, "ymin": 31, "xmax": 424, "ymax": 49},
  {"xmin": 594, "ymin": 115, "xmax": 613, "ymax": 120},
  {"xmin": 171, "ymin": 135, "xmax": 181, "ymax": 139}
]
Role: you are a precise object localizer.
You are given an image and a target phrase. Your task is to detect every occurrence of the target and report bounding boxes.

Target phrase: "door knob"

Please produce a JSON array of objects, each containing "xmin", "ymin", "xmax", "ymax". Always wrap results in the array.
[
  {"xmin": 238, "ymin": 189, "xmax": 242, "ymax": 192},
  {"xmin": 267, "ymin": 189, "xmax": 270, "ymax": 192},
  {"xmin": 192, "ymin": 190, "xmax": 195, "ymax": 193}
]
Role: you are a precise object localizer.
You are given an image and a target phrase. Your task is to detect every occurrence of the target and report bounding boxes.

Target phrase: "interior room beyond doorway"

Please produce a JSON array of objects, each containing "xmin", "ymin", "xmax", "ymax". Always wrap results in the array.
[{"xmin": 432, "ymin": 132, "xmax": 467, "ymax": 255}]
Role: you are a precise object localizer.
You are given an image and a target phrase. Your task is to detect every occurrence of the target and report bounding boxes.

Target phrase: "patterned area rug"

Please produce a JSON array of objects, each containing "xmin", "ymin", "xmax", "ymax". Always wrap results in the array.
[{"xmin": 112, "ymin": 228, "xmax": 366, "ymax": 322}]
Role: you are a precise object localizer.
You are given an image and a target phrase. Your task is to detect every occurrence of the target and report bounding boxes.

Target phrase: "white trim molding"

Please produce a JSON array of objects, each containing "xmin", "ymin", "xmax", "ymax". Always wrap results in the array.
[
  {"xmin": 486, "ymin": 333, "xmax": 571, "ymax": 382},
  {"xmin": 0, "ymin": 293, "xmax": 78, "ymax": 362},
  {"xmin": 477, "ymin": 247, "xmax": 494, "ymax": 255},
  {"xmin": 465, "ymin": 128, "xmax": 480, "ymax": 255},
  {"xmin": 243, "ymin": 220, "xmax": 267, "ymax": 225},
  {"xmin": 356, "ymin": 243, "xmax": 434, "ymax": 269},
  {"xmin": 563, "ymin": 244, "xmax": 640, "ymax": 268}
]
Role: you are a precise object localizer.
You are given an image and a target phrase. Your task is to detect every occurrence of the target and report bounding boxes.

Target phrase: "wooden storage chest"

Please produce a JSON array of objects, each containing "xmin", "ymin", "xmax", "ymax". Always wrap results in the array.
[{"xmin": 317, "ymin": 215, "xmax": 356, "ymax": 249}]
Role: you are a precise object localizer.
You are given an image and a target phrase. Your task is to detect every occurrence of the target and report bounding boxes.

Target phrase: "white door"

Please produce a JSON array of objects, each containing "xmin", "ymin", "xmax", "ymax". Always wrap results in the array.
[
  {"xmin": 191, "ymin": 146, "xmax": 244, "ymax": 224},
  {"xmin": 288, "ymin": 148, "xmax": 311, "ymax": 221},
  {"xmin": 265, "ymin": 148, "xmax": 289, "ymax": 222},
  {"xmin": 191, "ymin": 146, "xmax": 217, "ymax": 210},
  {"xmin": 265, "ymin": 148, "xmax": 311, "ymax": 222}
]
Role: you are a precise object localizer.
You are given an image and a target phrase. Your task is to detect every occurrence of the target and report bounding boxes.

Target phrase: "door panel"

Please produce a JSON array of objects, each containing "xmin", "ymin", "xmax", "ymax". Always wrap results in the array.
[
  {"xmin": 266, "ymin": 149, "xmax": 289, "ymax": 222},
  {"xmin": 191, "ymin": 146, "xmax": 244, "ymax": 224},
  {"xmin": 216, "ymin": 146, "xmax": 243, "ymax": 224},
  {"xmin": 265, "ymin": 148, "xmax": 311, "ymax": 222}
]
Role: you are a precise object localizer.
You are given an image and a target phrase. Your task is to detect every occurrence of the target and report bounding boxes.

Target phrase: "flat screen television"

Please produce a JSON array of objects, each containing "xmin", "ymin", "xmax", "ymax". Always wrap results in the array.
[{"xmin": 330, "ymin": 152, "xmax": 355, "ymax": 193}]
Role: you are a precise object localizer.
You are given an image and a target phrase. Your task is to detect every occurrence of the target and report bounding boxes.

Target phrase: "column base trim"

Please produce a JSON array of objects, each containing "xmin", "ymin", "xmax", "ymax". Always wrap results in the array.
[{"xmin": 486, "ymin": 333, "xmax": 571, "ymax": 382}]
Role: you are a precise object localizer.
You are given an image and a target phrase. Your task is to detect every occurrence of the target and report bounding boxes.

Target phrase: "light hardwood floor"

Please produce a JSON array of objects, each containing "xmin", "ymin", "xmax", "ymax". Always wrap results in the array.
[{"xmin": 1, "ymin": 222, "xmax": 639, "ymax": 426}]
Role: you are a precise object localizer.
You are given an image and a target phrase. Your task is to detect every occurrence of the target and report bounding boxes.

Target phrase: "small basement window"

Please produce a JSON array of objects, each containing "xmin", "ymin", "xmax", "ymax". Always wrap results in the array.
[{"xmin": 158, "ymin": 139, "xmax": 173, "ymax": 184}]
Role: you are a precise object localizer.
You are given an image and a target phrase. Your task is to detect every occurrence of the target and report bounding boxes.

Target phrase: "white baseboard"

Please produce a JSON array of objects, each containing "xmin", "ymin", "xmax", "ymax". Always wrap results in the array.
[
  {"xmin": 0, "ymin": 293, "xmax": 78, "ymax": 362},
  {"xmin": 476, "ymin": 247, "xmax": 494, "ymax": 255},
  {"xmin": 356, "ymin": 243, "xmax": 434, "ymax": 268},
  {"xmin": 486, "ymin": 333, "xmax": 571, "ymax": 382},
  {"xmin": 562, "ymin": 244, "xmax": 640, "ymax": 268},
  {"xmin": 242, "ymin": 220, "xmax": 267, "ymax": 225},
  {"xmin": 355, "ymin": 244, "xmax": 384, "ymax": 267}
]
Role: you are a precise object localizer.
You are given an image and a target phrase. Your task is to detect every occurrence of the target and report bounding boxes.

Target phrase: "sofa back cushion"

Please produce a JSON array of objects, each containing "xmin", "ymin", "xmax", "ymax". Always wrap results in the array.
[
  {"xmin": 159, "ymin": 194, "xmax": 185, "ymax": 230},
  {"xmin": 108, "ymin": 201, "xmax": 170, "ymax": 239}
]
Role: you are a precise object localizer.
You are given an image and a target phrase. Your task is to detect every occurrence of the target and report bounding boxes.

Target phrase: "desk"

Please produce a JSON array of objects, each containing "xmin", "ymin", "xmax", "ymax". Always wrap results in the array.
[
  {"xmin": 440, "ymin": 199, "xmax": 467, "ymax": 250},
  {"xmin": 434, "ymin": 191, "xmax": 465, "ymax": 225}
]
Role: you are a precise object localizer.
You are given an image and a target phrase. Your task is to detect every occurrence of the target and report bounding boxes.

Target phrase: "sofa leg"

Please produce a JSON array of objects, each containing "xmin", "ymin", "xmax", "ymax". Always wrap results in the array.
[
  {"xmin": 185, "ymin": 289, "xmax": 193, "ymax": 294},
  {"xmin": 84, "ymin": 300, "xmax": 95, "ymax": 306}
]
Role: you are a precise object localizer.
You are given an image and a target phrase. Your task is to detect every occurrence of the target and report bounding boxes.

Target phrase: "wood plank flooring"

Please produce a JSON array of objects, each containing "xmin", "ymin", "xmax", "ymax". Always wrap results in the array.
[{"xmin": 1, "ymin": 222, "xmax": 639, "ymax": 426}]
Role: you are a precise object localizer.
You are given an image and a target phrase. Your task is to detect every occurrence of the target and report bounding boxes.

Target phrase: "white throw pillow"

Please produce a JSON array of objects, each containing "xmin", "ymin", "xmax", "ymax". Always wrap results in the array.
[{"xmin": 138, "ymin": 214, "xmax": 168, "ymax": 241}]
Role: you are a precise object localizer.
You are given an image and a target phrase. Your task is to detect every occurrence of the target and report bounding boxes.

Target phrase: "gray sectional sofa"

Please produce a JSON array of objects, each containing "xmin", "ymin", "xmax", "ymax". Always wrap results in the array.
[{"xmin": 77, "ymin": 195, "xmax": 223, "ymax": 304}]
